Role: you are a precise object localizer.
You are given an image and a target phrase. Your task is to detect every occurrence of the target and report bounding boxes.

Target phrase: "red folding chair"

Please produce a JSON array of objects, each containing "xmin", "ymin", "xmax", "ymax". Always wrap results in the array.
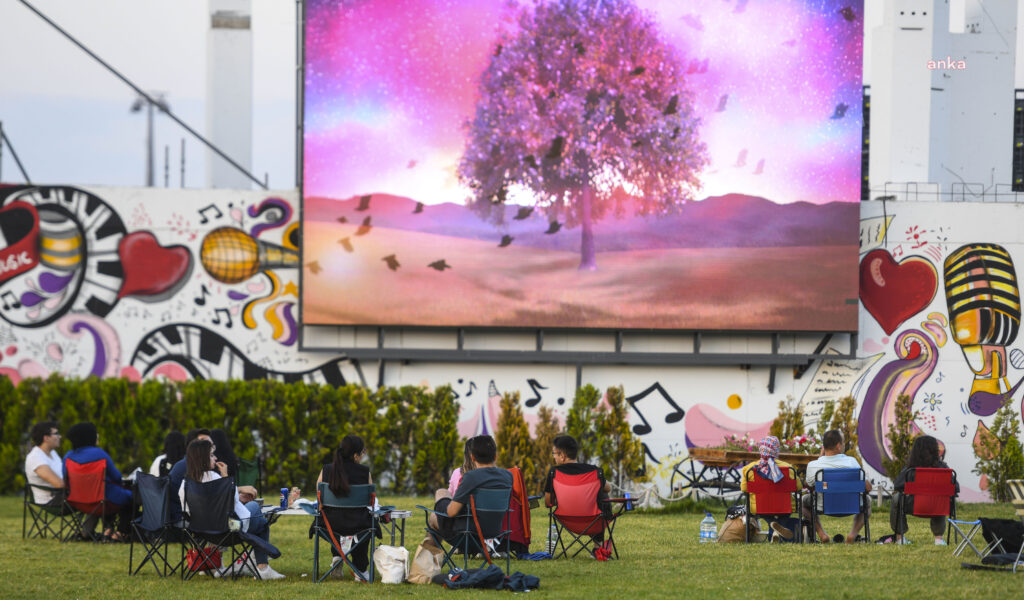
[
  {"xmin": 65, "ymin": 459, "xmax": 122, "ymax": 541},
  {"xmin": 743, "ymin": 466, "xmax": 802, "ymax": 543},
  {"xmin": 548, "ymin": 469, "xmax": 626, "ymax": 559},
  {"xmin": 896, "ymin": 467, "xmax": 956, "ymax": 542}
]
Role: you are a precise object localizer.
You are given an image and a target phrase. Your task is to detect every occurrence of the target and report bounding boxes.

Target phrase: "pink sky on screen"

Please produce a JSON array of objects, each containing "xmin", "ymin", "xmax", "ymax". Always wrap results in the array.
[{"xmin": 304, "ymin": 0, "xmax": 863, "ymax": 206}]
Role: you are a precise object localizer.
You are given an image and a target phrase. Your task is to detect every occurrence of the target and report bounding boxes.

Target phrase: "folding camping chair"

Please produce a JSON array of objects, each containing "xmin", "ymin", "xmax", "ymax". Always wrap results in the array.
[
  {"xmin": 744, "ymin": 465, "xmax": 802, "ymax": 543},
  {"xmin": 23, "ymin": 481, "xmax": 71, "ymax": 540},
  {"xmin": 417, "ymin": 486, "xmax": 513, "ymax": 571},
  {"xmin": 547, "ymin": 469, "xmax": 628, "ymax": 559},
  {"xmin": 810, "ymin": 468, "xmax": 870, "ymax": 543},
  {"xmin": 181, "ymin": 477, "xmax": 280, "ymax": 581},
  {"xmin": 64, "ymin": 459, "xmax": 123, "ymax": 542},
  {"xmin": 129, "ymin": 473, "xmax": 186, "ymax": 577},
  {"xmin": 1007, "ymin": 479, "xmax": 1024, "ymax": 572},
  {"xmin": 312, "ymin": 482, "xmax": 383, "ymax": 583},
  {"xmin": 958, "ymin": 481, "xmax": 1024, "ymax": 572},
  {"xmin": 236, "ymin": 457, "xmax": 263, "ymax": 496},
  {"xmin": 894, "ymin": 467, "xmax": 956, "ymax": 545}
]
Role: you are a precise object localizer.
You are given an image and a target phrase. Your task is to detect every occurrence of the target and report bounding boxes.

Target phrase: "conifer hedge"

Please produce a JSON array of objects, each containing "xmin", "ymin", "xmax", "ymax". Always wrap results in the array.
[{"xmin": 0, "ymin": 375, "xmax": 461, "ymax": 495}]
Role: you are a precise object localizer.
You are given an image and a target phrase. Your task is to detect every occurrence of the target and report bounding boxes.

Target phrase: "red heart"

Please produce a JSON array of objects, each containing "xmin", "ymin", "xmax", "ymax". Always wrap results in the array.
[
  {"xmin": 117, "ymin": 231, "xmax": 193, "ymax": 299},
  {"xmin": 859, "ymin": 249, "xmax": 937, "ymax": 335}
]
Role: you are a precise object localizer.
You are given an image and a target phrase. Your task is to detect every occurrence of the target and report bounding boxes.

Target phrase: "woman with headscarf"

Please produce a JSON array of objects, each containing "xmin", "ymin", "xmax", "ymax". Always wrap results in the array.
[
  {"xmin": 314, "ymin": 435, "xmax": 378, "ymax": 581},
  {"xmin": 149, "ymin": 430, "xmax": 186, "ymax": 477},
  {"xmin": 63, "ymin": 422, "xmax": 133, "ymax": 541},
  {"xmin": 739, "ymin": 435, "xmax": 796, "ymax": 541},
  {"xmin": 888, "ymin": 435, "xmax": 958, "ymax": 545}
]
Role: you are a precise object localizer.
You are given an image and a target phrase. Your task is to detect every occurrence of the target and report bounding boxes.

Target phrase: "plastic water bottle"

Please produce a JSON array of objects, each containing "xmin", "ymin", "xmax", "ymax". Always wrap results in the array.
[
  {"xmin": 547, "ymin": 523, "xmax": 558, "ymax": 554},
  {"xmin": 280, "ymin": 487, "xmax": 288, "ymax": 508},
  {"xmin": 700, "ymin": 512, "xmax": 717, "ymax": 543}
]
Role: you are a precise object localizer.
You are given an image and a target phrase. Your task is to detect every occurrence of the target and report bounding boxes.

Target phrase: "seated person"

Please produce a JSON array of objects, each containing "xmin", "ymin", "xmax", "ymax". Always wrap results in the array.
[
  {"xmin": 889, "ymin": 435, "xmax": 958, "ymax": 545},
  {"xmin": 544, "ymin": 434, "xmax": 611, "ymax": 514},
  {"xmin": 179, "ymin": 438, "xmax": 284, "ymax": 580},
  {"xmin": 430, "ymin": 435, "xmax": 513, "ymax": 545},
  {"xmin": 447, "ymin": 439, "xmax": 473, "ymax": 496},
  {"xmin": 740, "ymin": 435, "xmax": 795, "ymax": 541},
  {"xmin": 25, "ymin": 421, "xmax": 66, "ymax": 507},
  {"xmin": 63, "ymin": 422, "xmax": 133, "ymax": 541},
  {"xmin": 148, "ymin": 430, "xmax": 185, "ymax": 478},
  {"xmin": 801, "ymin": 429, "xmax": 871, "ymax": 543},
  {"xmin": 167, "ymin": 428, "xmax": 213, "ymax": 523},
  {"xmin": 315, "ymin": 435, "xmax": 377, "ymax": 581}
]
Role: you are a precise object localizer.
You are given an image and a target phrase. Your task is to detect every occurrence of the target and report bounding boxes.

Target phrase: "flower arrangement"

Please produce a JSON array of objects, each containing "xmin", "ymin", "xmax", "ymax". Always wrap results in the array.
[{"xmin": 719, "ymin": 433, "xmax": 822, "ymax": 455}]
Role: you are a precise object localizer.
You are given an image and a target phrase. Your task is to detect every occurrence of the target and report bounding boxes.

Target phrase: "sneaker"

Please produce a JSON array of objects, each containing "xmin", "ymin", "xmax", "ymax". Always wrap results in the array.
[
  {"xmin": 770, "ymin": 522, "xmax": 794, "ymax": 540},
  {"xmin": 353, "ymin": 568, "xmax": 370, "ymax": 582},
  {"xmin": 215, "ymin": 560, "xmax": 253, "ymax": 579},
  {"xmin": 935, "ymin": 539, "xmax": 948, "ymax": 546},
  {"xmin": 330, "ymin": 556, "xmax": 344, "ymax": 578},
  {"xmin": 256, "ymin": 565, "xmax": 286, "ymax": 580}
]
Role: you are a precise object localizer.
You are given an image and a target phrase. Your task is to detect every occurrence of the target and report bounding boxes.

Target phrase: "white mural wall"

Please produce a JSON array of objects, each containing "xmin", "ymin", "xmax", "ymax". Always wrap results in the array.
[{"xmin": 1, "ymin": 185, "xmax": 1016, "ymax": 501}]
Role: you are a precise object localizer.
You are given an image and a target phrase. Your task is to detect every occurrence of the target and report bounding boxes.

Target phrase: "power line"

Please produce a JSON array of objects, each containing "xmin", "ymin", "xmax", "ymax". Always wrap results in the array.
[{"xmin": 17, "ymin": 0, "xmax": 267, "ymax": 190}]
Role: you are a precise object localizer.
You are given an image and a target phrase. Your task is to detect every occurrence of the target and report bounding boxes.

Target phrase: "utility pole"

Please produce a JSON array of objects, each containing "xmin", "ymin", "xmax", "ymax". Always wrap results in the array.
[{"xmin": 131, "ymin": 92, "xmax": 169, "ymax": 187}]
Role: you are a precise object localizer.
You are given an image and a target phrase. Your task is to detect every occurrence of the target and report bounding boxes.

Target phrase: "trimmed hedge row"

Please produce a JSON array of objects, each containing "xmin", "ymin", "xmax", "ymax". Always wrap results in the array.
[{"xmin": 0, "ymin": 375, "xmax": 461, "ymax": 495}]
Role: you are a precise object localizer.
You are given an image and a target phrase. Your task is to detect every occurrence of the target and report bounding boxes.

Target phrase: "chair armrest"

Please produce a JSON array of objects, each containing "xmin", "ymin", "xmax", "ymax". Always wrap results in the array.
[{"xmin": 415, "ymin": 504, "xmax": 446, "ymax": 517}]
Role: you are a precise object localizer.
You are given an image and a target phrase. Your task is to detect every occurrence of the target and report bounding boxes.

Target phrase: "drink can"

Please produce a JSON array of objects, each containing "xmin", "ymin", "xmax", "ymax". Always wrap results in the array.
[
  {"xmin": 624, "ymin": 491, "xmax": 632, "ymax": 510},
  {"xmin": 280, "ymin": 487, "xmax": 289, "ymax": 508}
]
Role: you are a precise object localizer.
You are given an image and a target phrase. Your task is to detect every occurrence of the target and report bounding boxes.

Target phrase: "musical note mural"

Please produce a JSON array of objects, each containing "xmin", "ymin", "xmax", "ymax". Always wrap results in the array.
[
  {"xmin": 1, "ymin": 184, "xmax": 1022, "ymax": 500},
  {"xmin": 0, "ymin": 185, "xmax": 342, "ymax": 386}
]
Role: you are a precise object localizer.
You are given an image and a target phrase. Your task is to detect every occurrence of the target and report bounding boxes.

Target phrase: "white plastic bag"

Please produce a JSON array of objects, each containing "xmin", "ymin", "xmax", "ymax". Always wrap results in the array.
[{"xmin": 372, "ymin": 545, "xmax": 409, "ymax": 584}]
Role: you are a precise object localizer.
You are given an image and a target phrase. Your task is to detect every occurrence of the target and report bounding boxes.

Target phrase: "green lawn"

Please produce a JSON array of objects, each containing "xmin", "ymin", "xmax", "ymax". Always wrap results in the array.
[{"xmin": 2, "ymin": 496, "xmax": 1021, "ymax": 599}]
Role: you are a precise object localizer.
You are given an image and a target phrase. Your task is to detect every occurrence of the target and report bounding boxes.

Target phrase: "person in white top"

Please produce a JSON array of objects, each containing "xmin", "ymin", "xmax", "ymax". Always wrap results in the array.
[
  {"xmin": 179, "ymin": 438, "xmax": 284, "ymax": 580},
  {"xmin": 24, "ymin": 421, "xmax": 65, "ymax": 506},
  {"xmin": 801, "ymin": 429, "xmax": 872, "ymax": 543}
]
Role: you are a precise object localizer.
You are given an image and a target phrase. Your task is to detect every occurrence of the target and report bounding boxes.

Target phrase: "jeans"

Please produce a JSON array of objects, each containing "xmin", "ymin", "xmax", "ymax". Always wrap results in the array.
[{"xmin": 242, "ymin": 500, "xmax": 272, "ymax": 564}]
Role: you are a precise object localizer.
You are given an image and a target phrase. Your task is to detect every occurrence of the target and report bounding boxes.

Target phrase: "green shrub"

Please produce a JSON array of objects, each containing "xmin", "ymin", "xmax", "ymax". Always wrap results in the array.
[
  {"xmin": 0, "ymin": 375, "xmax": 460, "ymax": 495},
  {"xmin": 882, "ymin": 393, "xmax": 919, "ymax": 481},
  {"xmin": 974, "ymin": 397, "xmax": 1024, "ymax": 502}
]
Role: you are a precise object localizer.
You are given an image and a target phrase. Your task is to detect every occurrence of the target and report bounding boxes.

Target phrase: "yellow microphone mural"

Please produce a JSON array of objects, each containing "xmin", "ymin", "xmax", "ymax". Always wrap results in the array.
[
  {"xmin": 944, "ymin": 243, "xmax": 1022, "ymax": 416},
  {"xmin": 200, "ymin": 227, "xmax": 299, "ymax": 285}
]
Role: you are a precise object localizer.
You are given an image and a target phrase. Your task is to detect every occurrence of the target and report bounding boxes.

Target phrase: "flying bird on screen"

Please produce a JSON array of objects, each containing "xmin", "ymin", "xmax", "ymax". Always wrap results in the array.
[
  {"xmin": 382, "ymin": 254, "xmax": 400, "ymax": 271},
  {"xmin": 664, "ymin": 94, "xmax": 679, "ymax": 115},
  {"xmin": 356, "ymin": 195, "xmax": 372, "ymax": 211},
  {"xmin": 337, "ymin": 237, "xmax": 354, "ymax": 252},
  {"xmin": 839, "ymin": 6, "xmax": 856, "ymax": 22},
  {"xmin": 681, "ymin": 14, "xmax": 704, "ymax": 31},
  {"xmin": 428, "ymin": 259, "xmax": 451, "ymax": 271},
  {"xmin": 514, "ymin": 206, "xmax": 534, "ymax": 220},
  {"xmin": 753, "ymin": 159, "xmax": 765, "ymax": 175},
  {"xmin": 413, "ymin": 202, "xmax": 424, "ymax": 214},
  {"xmin": 830, "ymin": 103, "xmax": 849, "ymax": 119},
  {"xmin": 545, "ymin": 220, "xmax": 562, "ymax": 235},
  {"xmin": 734, "ymin": 149, "xmax": 748, "ymax": 168},
  {"xmin": 306, "ymin": 260, "xmax": 322, "ymax": 275},
  {"xmin": 337, "ymin": 216, "xmax": 348, "ymax": 224},
  {"xmin": 546, "ymin": 136, "xmax": 565, "ymax": 159},
  {"xmin": 498, "ymin": 235, "xmax": 514, "ymax": 247},
  {"xmin": 629, "ymin": 66, "xmax": 646, "ymax": 76},
  {"xmin": 355, "ymin": 216, "xmax": 372, "ymax": 236},
  {"xmin": 716, "ymin": 94, "xmax": 729, "ymax": 112}
]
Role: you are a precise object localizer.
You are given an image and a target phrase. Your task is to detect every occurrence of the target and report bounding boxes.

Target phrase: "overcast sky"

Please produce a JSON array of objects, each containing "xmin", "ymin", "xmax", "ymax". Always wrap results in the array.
[
  {"xmin": 0, "ymin": 0, "xmax": 1021, "ymax": 191},
  {"xmin": 0, "ymin": 0, "xmax": 296, "ymax": 189}
]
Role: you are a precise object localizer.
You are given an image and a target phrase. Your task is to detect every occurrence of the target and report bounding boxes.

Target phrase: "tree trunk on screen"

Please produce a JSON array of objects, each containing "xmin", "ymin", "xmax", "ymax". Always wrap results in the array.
[{"xmin": 578, "ymin": 183, "xmax": 596, "ymax": 271}]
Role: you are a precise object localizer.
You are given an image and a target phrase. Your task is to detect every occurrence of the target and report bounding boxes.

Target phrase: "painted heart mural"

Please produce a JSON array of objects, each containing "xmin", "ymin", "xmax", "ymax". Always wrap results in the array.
[
  {"xmin": 0, "ymin": 201, "xmax": 40, "ymax": 284},
  {"xmin": 860, "ymin": 249, "xmax": 938, "ymax": 335},
  {"xmin": 117, "ymin": 231, "xmax": 194, "ymax": 301}
]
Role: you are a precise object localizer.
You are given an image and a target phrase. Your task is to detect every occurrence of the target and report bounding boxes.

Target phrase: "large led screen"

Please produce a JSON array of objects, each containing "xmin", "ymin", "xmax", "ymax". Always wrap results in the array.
[{"xmin": 302, "ymin": 0, "xmax": 863, "ymax": 331}]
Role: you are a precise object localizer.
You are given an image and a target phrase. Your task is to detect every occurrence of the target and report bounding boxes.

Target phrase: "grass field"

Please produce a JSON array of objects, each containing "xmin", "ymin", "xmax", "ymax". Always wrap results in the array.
[{"xmin": 2, "ymin": 495, "xmax": 1021, "ymax": 599}]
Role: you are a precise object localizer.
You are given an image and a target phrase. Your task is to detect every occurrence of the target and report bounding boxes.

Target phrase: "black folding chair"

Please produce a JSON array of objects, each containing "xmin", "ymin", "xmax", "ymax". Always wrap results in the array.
[
  {"xmin": 417, "ymin": 487, "xmax": 512, "ymax": 572},
  {"xmin": 129, "ymin": 473, "xmax": 186, "ymax": 576},
  {"xmin": 23, "ymin": 481, "xmax": 71, "ymax": 539},
  {"xmin": 312, "ymin": 482, "xmax": 382, "ymax": 583},
  {"xmin": 181, "ymin": 477, "xmax": 280, "ymax": 581}
]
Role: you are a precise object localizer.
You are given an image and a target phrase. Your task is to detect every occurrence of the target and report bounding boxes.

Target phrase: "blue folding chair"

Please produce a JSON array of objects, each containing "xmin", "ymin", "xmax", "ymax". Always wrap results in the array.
[
  {"xmin": 312, "ymin": 482, "xmax": 382, "ymax": 583},
  {"xmin": 417, "ymin": 487, "xmax": 512, "ymax": 572},
  {"xmin": 810, "ymin": 468, "xmax": 870, "ymax": 543}
]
